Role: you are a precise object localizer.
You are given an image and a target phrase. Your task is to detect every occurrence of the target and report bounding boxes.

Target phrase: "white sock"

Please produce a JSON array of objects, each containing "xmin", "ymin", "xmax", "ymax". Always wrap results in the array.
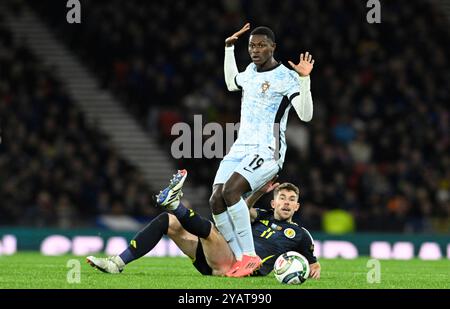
[
  {"xmin": 227, "ymin": 198, "xmax": 256, "ymax": 256},
  {"xmin": 213, "ymin": 212, "xmax": 243, "ymax": 260}
]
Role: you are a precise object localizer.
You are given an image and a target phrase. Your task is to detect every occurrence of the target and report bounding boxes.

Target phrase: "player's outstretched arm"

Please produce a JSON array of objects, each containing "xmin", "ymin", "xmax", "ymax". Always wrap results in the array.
[
  {"xmin": 289, "ymin": 52, "xmax": 315, "ymax": 122},
  {"xmin": 224, "ymin": 23, "xmax": 250, "ymax": 92},
  {"xmin": 225, "ymin": 23, "xmax": 251, "ymax": 47},
  {"xmin": 288, "ymin": 51, "xmax": 315, "ymax": 77}
]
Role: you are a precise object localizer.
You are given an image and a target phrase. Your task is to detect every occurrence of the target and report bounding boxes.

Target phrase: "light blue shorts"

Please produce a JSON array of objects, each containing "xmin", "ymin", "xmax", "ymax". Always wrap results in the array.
[{"xmin": 213, "ymin": 151, "xmax": 280, "ymax": 191}]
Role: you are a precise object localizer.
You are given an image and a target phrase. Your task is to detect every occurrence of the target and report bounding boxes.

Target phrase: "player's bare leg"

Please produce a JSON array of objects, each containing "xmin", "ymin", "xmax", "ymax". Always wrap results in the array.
[
  {"xmin": 166, "ymin": 214, "xmax": 236, "ymax": 276},
  {"xmin": 167, "ymin": 214, "xmax": 235, "ymax": 276},
  {"xmin": 222, "ymin": 173, "xmax": 251, "ymax": 206},
  {"xmin": 166, "ymin": 213, "xmax": 198, "ymax": 259},
  {"xmin": 200, "ymin": 226, "xmax": 236, "ymax": 276}
]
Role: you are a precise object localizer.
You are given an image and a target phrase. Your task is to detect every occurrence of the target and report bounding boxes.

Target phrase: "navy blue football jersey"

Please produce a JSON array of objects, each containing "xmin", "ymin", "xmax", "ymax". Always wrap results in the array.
[{"xmin": 252, "ymin": 209, "xmax": 317, "ymax": 276}]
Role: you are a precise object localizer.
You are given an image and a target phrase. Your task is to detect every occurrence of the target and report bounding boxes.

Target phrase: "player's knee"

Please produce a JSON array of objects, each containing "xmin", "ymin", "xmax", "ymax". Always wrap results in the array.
[
  {"xmin": 166, "ymin": 213, "xmax": 182, "ymax": 236},
  {"xmin": 209, "ymin": 191, "xmax": 226, "ymax": 214},
  {"xmin": 153, "ymin": 212, "xmax": 170, "ymax": 234}
]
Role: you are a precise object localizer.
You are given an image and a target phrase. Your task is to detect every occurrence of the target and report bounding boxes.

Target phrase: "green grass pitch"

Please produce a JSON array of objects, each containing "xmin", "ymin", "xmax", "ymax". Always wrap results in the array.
[{"xmin": 0, "ymin": 252, "xmax": 448, "ymax": 289}]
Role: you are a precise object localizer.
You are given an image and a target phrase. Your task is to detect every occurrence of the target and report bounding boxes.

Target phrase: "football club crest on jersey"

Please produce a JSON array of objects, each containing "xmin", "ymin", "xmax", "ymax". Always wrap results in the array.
[
  {"xmin": 284, "ymin": 228, "xmax": 296, "ymax": 239},
  {"xmin": 261, "ymin": 81, "xmax": 270, "ymax": 94}
]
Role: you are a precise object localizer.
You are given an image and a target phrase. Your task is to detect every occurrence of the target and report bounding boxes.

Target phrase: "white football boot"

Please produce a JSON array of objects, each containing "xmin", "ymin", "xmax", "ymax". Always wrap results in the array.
[
  {"xmin": 86, "ymin": 255, "xmax": 124, "ymax": 274},
  {"xmin": 156, "ymin": 169, "xmax": 187, "ymax": 210}
]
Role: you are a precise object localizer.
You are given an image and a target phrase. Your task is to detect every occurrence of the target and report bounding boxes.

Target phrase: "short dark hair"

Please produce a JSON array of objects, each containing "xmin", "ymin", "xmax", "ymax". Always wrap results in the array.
[
  {"xmin": 250, "ymin": 26, "xmax": 275, "ymax": 43},
  {"xmin": 273, "ymin": 182, "xmax": 300, "ymax": 199}
]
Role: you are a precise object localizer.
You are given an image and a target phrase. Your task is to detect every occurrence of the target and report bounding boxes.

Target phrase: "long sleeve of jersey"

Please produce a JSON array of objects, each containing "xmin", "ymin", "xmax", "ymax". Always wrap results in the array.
[
  {"xmin": 224, "ymin": 45, "xmax": 240, "ymax": 91},
  {"xmin": 291, "ymin": 75, "xmax": 313, "ymax": 122}
]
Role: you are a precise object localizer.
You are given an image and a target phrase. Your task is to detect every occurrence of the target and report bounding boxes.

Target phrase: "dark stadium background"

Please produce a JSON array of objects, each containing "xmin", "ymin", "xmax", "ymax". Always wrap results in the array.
[{"xmin": 0, "ymin": 0, "xmax": 448, "ymax": 261}]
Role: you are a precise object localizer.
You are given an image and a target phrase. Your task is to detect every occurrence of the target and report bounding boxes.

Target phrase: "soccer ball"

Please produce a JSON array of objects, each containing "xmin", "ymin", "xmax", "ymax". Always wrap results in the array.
[{"xmin": 273, "ymin": 251, "xmax": 310, "ymax": 284}]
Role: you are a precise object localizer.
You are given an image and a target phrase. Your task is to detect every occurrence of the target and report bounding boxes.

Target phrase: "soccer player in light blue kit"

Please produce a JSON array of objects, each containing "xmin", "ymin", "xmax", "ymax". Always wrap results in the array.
[{"xmin": 209, "ymin": 23, "xmax": 315, "ymax": 277}]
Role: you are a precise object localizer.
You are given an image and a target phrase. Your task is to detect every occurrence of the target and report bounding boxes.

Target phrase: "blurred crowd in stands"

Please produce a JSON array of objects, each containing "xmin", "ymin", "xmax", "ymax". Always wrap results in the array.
[
  {"xmin": 1, "ymin": 0, "xmax": 448, "ymax": 233},
  {"xmin": 0, "ymin": 13, "xmax": 159, "ymax": 227}
]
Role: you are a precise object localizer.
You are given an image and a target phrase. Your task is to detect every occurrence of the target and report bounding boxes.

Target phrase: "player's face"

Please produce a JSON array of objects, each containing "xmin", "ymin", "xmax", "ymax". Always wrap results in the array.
[
  {"xmin": 248, "ymin": 35, "xmax": 275, "ymax": 66},
  {"xmin": 271, "ymin": 189, "xmax": 300, "ymax": 221}
]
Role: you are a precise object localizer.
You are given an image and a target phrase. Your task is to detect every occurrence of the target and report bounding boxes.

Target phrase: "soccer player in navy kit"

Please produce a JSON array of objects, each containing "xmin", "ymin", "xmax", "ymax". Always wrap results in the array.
[
  {"xmin": 87, "ymin": 170, "xmax": 321, "ymax": 279},
  {"xmin": 209, "ymin": 23, "xmax": 315, "ymax": 276},
  {"xmin": 245, "ymin": 182, "xmax": 319, "ymax": 276}
]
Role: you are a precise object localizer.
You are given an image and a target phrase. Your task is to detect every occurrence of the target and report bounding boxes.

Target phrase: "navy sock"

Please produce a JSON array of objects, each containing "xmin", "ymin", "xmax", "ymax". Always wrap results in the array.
[
  {"xmin": 173, "ymin": 202, "xmax": 211, "ymax": 239},
  {"xmin": 119, "ymin": 212, "xmax": 169, "ymax": 264},
  {"xmin": 172, "ymin": 202, "xmax": 188, "ymax": 218}
]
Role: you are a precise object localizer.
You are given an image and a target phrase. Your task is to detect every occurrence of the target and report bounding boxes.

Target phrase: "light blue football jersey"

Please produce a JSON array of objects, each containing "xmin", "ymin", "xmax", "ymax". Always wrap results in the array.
[{"xmin": 231, "ymin": 62, "xmax": 300, "ymax": 167}]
